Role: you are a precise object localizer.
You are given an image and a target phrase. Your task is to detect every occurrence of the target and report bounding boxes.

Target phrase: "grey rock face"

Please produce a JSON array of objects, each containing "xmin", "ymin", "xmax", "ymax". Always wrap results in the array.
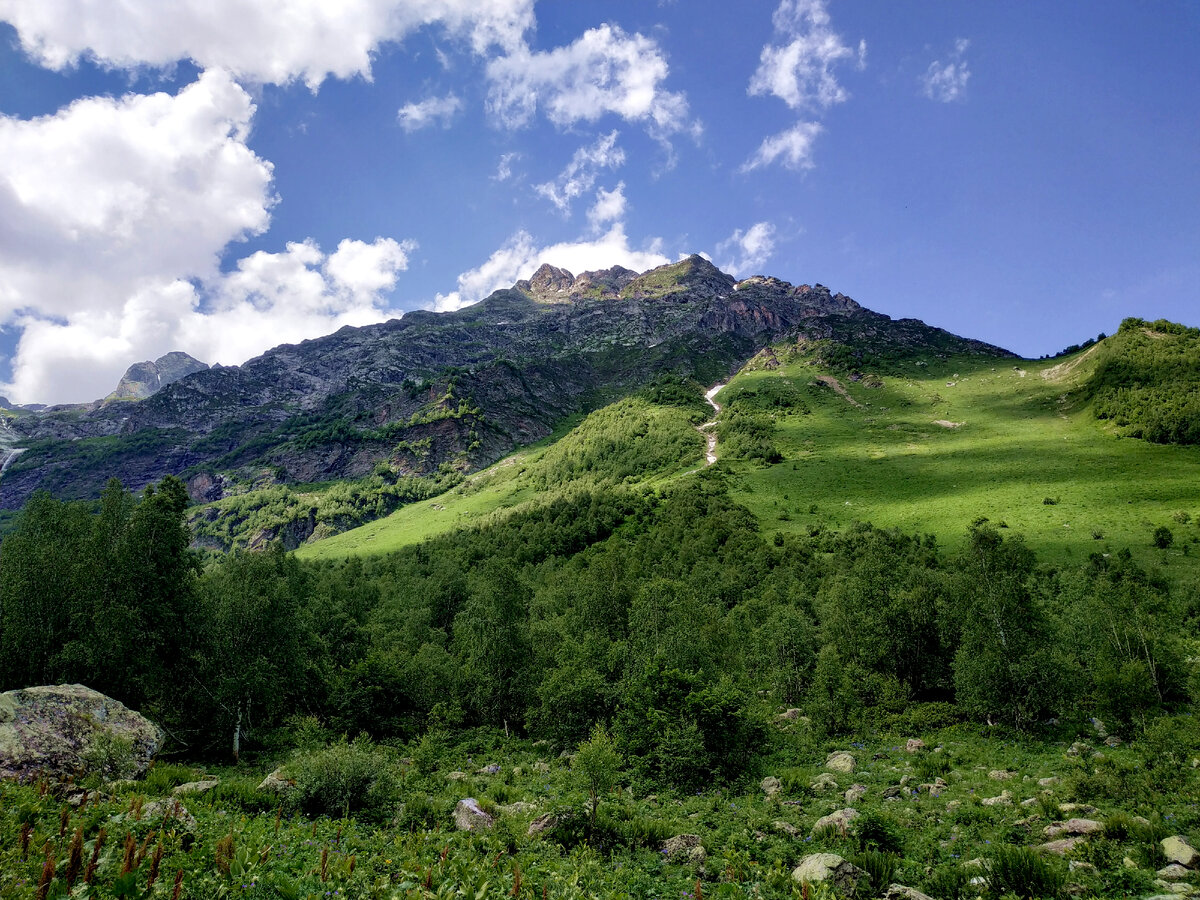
[
  {"xmin": 107, "ymin": 351, "xmax": 209, "ymax": 402},
  {"xmin": 454, "ymin": 798, "xmax": 494, "ymax": 831},
  {"xmin": 0, "ymin": 684, "xmax": 161, "ymax": 781}
]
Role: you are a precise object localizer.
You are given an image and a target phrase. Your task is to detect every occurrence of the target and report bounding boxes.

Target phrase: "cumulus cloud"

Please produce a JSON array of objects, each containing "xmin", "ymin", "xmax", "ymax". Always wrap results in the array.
[
  {"xmin": 741, "ymin": 121, "xmax": 823, "ymax": 172},
  {"xmin": 921, "ymin": 38, "xmax": 971, "ymax": 102},
  {"xmin": 749, "ymin": 0, "xmax": 865, "ymax": 112},
  {"xmin": 493, "ymin": 152, "xmax": 521, "ymax": 182},
  {"xmin": 534, "ymin": 131, "xmax": 625, "ymax": 214},
  {"xmin": 0, "ymin": 0, "xmax": 535, "ymax": 88},
  {"xmin": 3, "ymin": 237, "xmax": 415, "ymax": 404},
  {"xmin": 715, "ymin": 222, "xmax": 776, "ymax": 277},
  {"xmin": 434, "ymin": 224, "xmax": 668, "ymax": 312},
  {"xmin": 486, "ymin": 24, "xmax": 693, "ymax": 139},
  {"xmin": 0, "ymin": 69, "xmax": 273, "ymax": 322},
  {"xmin": 587, "ymin": 183, "xmax": 627, "ymax": 233},
  {"xmin": 397, "ymin": 93, "xmax": 463, "ymax": 131}
]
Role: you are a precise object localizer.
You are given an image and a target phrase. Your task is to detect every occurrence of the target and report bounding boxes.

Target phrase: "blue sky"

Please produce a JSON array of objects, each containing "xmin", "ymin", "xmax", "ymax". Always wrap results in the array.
[{"xmin": 0, "ymin": 1, "xmax": 1197, "ymax": 403}]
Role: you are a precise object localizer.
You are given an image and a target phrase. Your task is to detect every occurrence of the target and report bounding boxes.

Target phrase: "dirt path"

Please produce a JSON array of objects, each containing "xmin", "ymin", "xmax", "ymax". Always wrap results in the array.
[
  {"xmin": 698, "ymin": 383, "xmax": 725, "ymax": 465},
  {"xmin": 815, "ymin": 374, "xmax": 862, "ymax": 408}
]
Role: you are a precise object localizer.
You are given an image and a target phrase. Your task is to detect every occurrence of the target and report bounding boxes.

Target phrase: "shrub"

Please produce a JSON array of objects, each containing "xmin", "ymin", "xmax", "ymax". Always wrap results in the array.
[
  {"xmin": 984, "ymin": 844, "xmax": 1064, "ymax": 899},
  {"xmin": 851, "ymin": 850, "xmax": 900, "ymax": 896},
  {"xmin": 1154, "ymin": 525, "xmax": 1174, "ymax": 549},
  {"xmin": 288, "ymin": 736, "xmax": 399, "ymax": 821}
]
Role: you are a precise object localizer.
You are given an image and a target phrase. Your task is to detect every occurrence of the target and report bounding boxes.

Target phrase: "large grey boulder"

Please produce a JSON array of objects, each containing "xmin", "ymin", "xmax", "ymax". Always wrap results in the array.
[
  {"xmin": 0, "ymin": 684, "xmax": 162, "ymax": 781},
  {"xmin": 792, "ymin": 853, "xmax": 866, "ymax": 896},
  {"xmin": 453, "ymin": 798, "xmax": 494, "ymax": 831},
  {"xmin": 813, "ymin": 808, "xmax": 859, "ymax": 835},
  {"xmin": 1162, "ymin": 836, "xmax": 1198, "ymax": 868}
]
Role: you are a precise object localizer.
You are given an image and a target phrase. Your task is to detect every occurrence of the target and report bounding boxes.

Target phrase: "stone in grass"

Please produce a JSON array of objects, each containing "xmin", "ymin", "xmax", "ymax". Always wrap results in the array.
[
  {"xmin": 453, "ymin": 798, "xmax": 493, "ymax": 832},
  {"xmin": 883, "ymin": 885, "xmax": 935, "ymax": 900},
  {"xmin": 258, "ymin": 768, "xmax": 294, "ymax": 795},
  {"xmin": 826, "ymin": 751, "xmax": 857, "ymax": 773},
  {"xmin": 811, "ymin": 772, "xmax": 839, "ymax": 793},
  {"xmin": 774, "ymin": 820, "xmax": 802, "ymax": 838},
  {"xmin": 527, "ymin": 813, "xmax": 559, "ymax": 836},
  {"xmin": 172, "ymin": 778, "xmax": 219, "ymax": 796},
  {"xmin": 813, "ymin": 808, "xmax": 859, "ymax": 835},
  {"xmin": 792, "ymin": 853, "xmax": 866, "ymax": 897},
  {"xmin": 761, "ymin": 776, "xmax": 782, "ymax": 796},
  {"xmin": 0, "ymin": 684, "xmax": 163, "ymax": 781},
  {"xmin": 905, "ymin": 739, "xmax": 926, "ymax": 753},
  {"xmin": 662, "ymin": 834, "xmax": 703, "ymax": 864},
  {"xmin": 988, "ymin": 770, "xmax": 1016, "ymax": 781},
  {"xmin": 112, "ymin": 798, "xmax": 198, "ymax": 833},
  {"xmin": 1038, "ymin": 837, "xmax": 1085, "ymax": 855},
  {"xmin": 980, "ymin": 791, "xmax": 1013, "ymax": 807},
  {"xmin": 1157, "ymin": 864, "xmax": 1191, "ymax": 882},
  {"xmin": 1162, "ymin": 836, "xmax": 1199, "ymax": 868},
  {"xmin": 1044, "ymin": 819, "xmax": 1104, "ymax": 838},
  {"xmin": 845, "ymin": 784, "xmax": 868, "ymax": 804},
  {"xmin": 446, "ymin": 771, "xmax": 469, "ymax": 782}
]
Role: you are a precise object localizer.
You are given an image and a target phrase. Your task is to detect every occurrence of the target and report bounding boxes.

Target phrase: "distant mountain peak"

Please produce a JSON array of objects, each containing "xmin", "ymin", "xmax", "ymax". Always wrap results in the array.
[{"xmin": 106, "ymin": 351, "xmax": 208, "ymax": 403}]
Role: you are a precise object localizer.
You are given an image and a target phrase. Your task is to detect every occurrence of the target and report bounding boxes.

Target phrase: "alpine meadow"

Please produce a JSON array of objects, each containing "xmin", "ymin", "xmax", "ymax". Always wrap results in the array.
[{"xmin": 0, "ymin": 2, "xmax": 1198, "ymax": 899}]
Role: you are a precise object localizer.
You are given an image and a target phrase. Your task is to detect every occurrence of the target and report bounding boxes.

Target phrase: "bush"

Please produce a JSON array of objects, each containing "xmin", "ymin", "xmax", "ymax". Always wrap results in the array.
[
  {"xmin": 851, "ymin": 850, "xmax": 900, "ymax": 896},
  {"xmin": 1154, "ymin": 526, "xmax": 1175, "ymax": 549},
  {"xmin": 984, "ymin": 844, "xmax": 1064, "ymax": 899},
  {"xmin": 287, "ymin": 736, "xmax": 400, "ymax": 821}
]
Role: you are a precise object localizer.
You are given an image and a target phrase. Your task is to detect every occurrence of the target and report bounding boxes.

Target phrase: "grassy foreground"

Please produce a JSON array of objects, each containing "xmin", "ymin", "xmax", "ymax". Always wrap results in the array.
[{"xmin": 3, "ymin": 717, "xmax": 1197, "ymax": 900}]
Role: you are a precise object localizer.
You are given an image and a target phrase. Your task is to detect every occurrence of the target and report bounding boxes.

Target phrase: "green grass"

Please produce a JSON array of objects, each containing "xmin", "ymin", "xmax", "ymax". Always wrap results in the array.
[{"xmin": 718, "ymin": 347, "xmax": 1200, "ymax": 579}]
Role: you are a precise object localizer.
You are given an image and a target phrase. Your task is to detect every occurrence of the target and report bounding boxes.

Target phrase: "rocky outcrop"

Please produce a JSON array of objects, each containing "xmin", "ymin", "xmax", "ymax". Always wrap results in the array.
[
  {"xmin": 792, "ymin": 853, "xmax": 866, "ymax": 896},
  {"xmin": 106, "ymin": 351, "xmax": 209, "ymax": 403},
  {"xmin": 453, "ymin": 798, "xmax": 494, "ymax": 831},
  {"xmin": 0, "ymin": 684, "xmax": 162, "ymax": 781}
]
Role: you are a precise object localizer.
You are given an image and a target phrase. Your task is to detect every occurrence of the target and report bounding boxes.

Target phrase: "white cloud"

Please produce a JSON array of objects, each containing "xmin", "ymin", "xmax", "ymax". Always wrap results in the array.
[
  {"xmin": 749, "ymin": 0, "xmax": 865, "ymax": 112},
  {"xmin": 434, "ymin": 224, "xmax": 668, "ymax": 312},
  {"xmin": 587, "ymin": 183, "xmax": 627, "ymax": 233},
  {"xmin": 0, "ymin": 0, "xmax": 535, "ymax": 89},
  {"xmin": 921, "ymin": 38, "xmax": 971, "ymax": 103},
  {"xmin": 0, "ymin": 69, "xmax": 273, "ymax": 322},
  {"xmin": 3, "ymin": 237, "xmax": 415, "ymax": 403},
  {"xmin": 534, "ymin": 131, "xmax": 625, "ymax": 214},
  {"xmin": 397, "ymin": 93, "xmax": 463, "ymax": 131},
  {"xmin": 741, "ymin": 121, "xmax": 823, "ymax": 172},
  {"xmin": 493, "ymin": 152, "xmax": 521, "ymax": 182},
  {"xmin": 486, "ymin": 24, "xmax": 693, "ymax": 139},
  {"xmin": 715, "ymin": 222, "xmax": 776, "ymax": 277}
]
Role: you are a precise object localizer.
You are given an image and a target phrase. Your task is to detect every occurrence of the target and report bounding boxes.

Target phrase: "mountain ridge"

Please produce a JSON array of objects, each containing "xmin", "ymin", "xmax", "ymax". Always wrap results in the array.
[{"xmin": 0, "ymin": 255, "xmax": 1012, "ymax": 509}]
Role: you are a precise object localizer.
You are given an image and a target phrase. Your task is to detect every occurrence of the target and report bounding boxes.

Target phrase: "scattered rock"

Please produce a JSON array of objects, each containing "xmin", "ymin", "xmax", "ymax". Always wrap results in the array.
[
  {"xmin": 0, "ymin": 684, "xmax": 162, "ymax": 782},
  {"xmin": 446, "ymin": 771, "xmax": 469, "ymax": 782},
  {"xmin": 988, "ymin": 770, "xmax": 1016, "ymax": 781},
  {"xmin": 527, "ymin": 813, "xmax": 559, "ymax": 836},
  {"xmin": 662, "ymin": 834, "xmax": 702, "ymax": 864},
  {"xmin": 1045, "ymin": 819, "xmax": 1103, "ymax": 838},
  {"xmin": 1152, "ymin": 882, "xmax": 1192, "ymax": 896},
  {"xmin": 792, "ymin": 853, "xmax": 866, "ymax": 896},
  {"xmin": 1090, "ymin": 717, "xmax": 1107, "ymax": 737},
  {"xmin": 813, "ymin": 808, "xmax": 859, "ymax": 835},
  {"xmin": 883, "ymin": 885, "xmax": 935, "ymax": 900},
  {"xmin": 882, "ymin": 786, "xmax": 905, "ymax": 801},
  {"xmin": 1162, "ymin": 836, "xmax": 1199, "ymax": 868},
  {"xmin": 777, "ymin": 708, "xmax": 803, "ymax": 721},
  {"xmin": 258, "ymin": 768, "xmax": 294, "ymax": 795},
  {"xmin": 1157, "ymin": 864, "xmax": 1191, "ymax": 881},
  {"xmin": 845, "ymin": 784, "xmax": 868, "ymax": 804},
  {"xmin": 811, "ymin": 772, "xmax": 839, "ymax": 793},
  {"xmin": 761, "ymin": 776, "xmax": 782, "ymax": 796},
  {"xmin": 1038, "ymin": 837, "xmax": 1085, "ymax": 855},
  {"xmin": 826, "ymin": 751, "xmax": 857, "ymax": 774},
  {"xmin": 773, "ymin": 820, "xmax": 801, "ymax": 838},
  {"xmin": 113, "ymin": 798, "xmax": 197, "ymax": 833},
  {"xmin": 172, "ymin": 778, "xmax": 219, "ymax": 796},
  {"xmin": 532, "ymin": 761, "xmax": 551, "ymax": 774},
  {"xmin": 476, "ymin": 764, "xmax": 502, "ymax": 775},
  {"xmin": 1037, "ymin": 777, "xmax": 1059, "ymax": 787},
  {"xmin": 497, "ymin": 801, "xmax": 536, "ymax": 816},
  {"xmin": 1104, "ymin": 736, "xmax": 1123, "ymax": 748},
  {"xmin": 453, "ymin": 799, "xmax": 493, "ymax": 832},
  {"xmin": 1058, "ymin": 803, "xmax": 1098, "ymax": 817},
  {"xmin": 919, "ymin": 778, "xmax": 948, "ymax": 797},
  {"xmin": 905, "ymin": 739, "xmax": 926, "ymax": 753},
  {"xmin": 981, "ymin": 791, "xmax": 1013, "ymax": 807},
  {"xmin": 1068, "ymin": 861, "xmax": 1096, "ymax": 873},
  {"xmin": 1067, "ymin": 742, "xmax": 1090, "ymax": 757}
]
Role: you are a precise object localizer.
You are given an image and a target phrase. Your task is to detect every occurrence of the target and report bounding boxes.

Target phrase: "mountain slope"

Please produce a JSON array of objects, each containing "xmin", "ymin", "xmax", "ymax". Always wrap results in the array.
[{"xmin": 0, "ymin": 256, "xmax": 1008, "ymax": 510}]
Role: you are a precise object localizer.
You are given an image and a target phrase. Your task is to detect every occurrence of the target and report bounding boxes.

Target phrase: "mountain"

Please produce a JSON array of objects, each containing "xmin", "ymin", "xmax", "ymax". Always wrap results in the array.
[
  {"xmin": 105, "ymin": 351, "xmax": 209, "ymax": 403},
  {"xmin": 0, "ymin": 256, "xmax": 1010, "ymax": 510}
]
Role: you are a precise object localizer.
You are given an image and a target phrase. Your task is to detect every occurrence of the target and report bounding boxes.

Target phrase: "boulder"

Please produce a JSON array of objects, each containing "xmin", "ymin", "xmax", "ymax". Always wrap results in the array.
[
  {"xmin": 527, "ymin": 813, "xmax": 560, "ymax": 836},
  {"xmin": 0, "ymin": 684, "xmax": 162, "ymax": 781},
  {"xmin": 1157, "ymin": 864, "xmax": 1191, "ymax": 881},
  {"xmin": 883, "ymin": 885, "xmax": 935, "ymax": 900},
  {"xmin": 826, "ymin": 751, "xmax": 857, "ymax": 773},
  {"xmin": 172, "ymin": 778, "xmax": 219, "ymax": 796},
  {"xmin": 532, "ymin": 761, "xmax": 551, "ymax": 774},
  {"xmin": 981, "ymin": 791, "xmax": 1013, "ymax": 807},
  {"xmin": 497, "ymin": 801, "xmax": 536, "ymax": 816},
  {"xmin": 773, "ymin": 820, "xmax": 802, "ymax": 838},
  {"xmin": 761, "ymin": 776, "xmax": 782, "ymax": 796},
  {"xmin": 662, "ymin": 834, "xmax": 702, "ymax": 863},
  {"xmin": 1162, "ymin": 836, "xmax": 1199, "ymax": 868},
  {"xmin": 811, "ymin": 772, "xmax": 839, "ymax": 793},
  {"xmin": 905, "ymin": 739, "xmax": 926, "ymax": 753},
  {"xmin": 792, "ymin": 853, "xmax": 866, "ymax": 896},
  {"xmin": 988, "ymin": 770, "xmax": 1016, "ymax": 781},
  {"xmin": 453, "ymin": 798, "xmax": 493, "ymax": 832},
  {"xmin": 1038, "ymin": 837, "xmax": 1085, "ymax": 855},
  {"xmin": 813, "ymin": 808, "xmax": 859, "ymax": 835},
  {"xmin": 258, "ymin": 768, "xmax": 294, "ymax": 795},
  {"xmin": 845, "ymin": 784, "xmax": 868, "ymax": 804},
  {"xmin": 1044, "ymin": 819, "xmax": 1103, "ymax": 839}
]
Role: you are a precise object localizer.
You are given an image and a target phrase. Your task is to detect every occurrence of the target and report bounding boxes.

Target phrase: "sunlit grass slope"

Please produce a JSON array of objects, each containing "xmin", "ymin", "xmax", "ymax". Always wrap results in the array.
[
  {"xmin": 296, "ymin": 394, "xmax": 706, "ymax": 560},
  {"xmin": 719, "ymin": 343, "xmax": 1200, "ymax": 577}
]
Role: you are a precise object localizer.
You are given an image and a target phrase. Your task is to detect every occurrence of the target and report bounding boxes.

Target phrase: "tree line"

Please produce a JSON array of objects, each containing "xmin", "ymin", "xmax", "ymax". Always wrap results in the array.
[{"xmin": 0, "ymin": 472, "xmax": 1194, "ymax": 787}]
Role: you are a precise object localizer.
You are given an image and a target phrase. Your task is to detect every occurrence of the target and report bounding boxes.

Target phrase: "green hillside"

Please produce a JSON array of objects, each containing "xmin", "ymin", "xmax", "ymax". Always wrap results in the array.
[{"xmin": 298, "ymin": 335, "xmax": 1200, "ymax": 584}]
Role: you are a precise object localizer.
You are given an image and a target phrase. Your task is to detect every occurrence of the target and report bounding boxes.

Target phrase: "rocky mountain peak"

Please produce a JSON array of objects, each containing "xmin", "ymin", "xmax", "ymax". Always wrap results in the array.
[
  {"xmin": 106, "ymin": 351, "xmax": 209, "ymax": 403},
  {"xmin": 517, "ymin": 264, "xmax": 577, "ymax": 302}
]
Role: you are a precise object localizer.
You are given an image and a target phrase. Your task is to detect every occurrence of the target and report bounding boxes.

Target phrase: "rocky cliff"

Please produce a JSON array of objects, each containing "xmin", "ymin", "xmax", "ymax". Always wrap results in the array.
[{"xmin": 0, "ymin": 256, "xmax": 1011, "ymax": 508}]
